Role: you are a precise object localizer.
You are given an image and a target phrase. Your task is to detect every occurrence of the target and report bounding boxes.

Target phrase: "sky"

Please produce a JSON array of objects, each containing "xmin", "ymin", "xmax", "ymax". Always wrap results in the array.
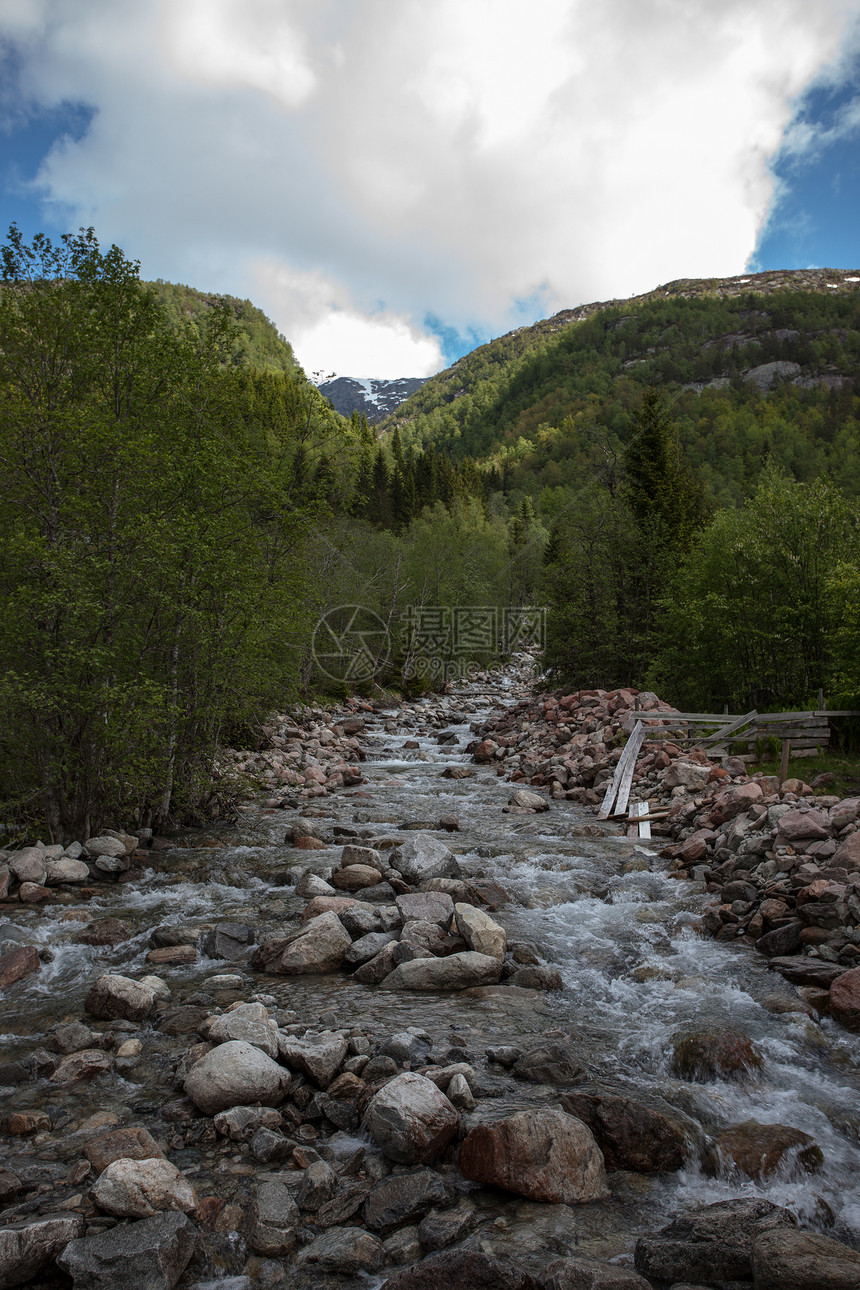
[{"xmin": 1, "ymin": 1, "xmax": 860, "ymax": 379}]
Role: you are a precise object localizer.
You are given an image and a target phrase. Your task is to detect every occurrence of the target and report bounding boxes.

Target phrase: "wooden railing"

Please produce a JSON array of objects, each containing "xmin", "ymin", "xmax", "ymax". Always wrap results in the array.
[{"xmin": 623, "ymin": 707, "xmax": 859, "ymax": 759}]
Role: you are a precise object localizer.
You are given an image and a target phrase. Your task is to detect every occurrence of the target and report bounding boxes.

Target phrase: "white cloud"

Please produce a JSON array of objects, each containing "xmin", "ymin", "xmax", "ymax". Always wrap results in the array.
[{"xmin": 2, "ymin": 0, "xmax": 859, "ymax": 374}]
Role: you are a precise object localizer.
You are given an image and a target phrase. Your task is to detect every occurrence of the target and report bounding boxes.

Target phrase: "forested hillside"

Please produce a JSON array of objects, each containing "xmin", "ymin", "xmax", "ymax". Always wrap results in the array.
[{"xmin": 148, "ymin": 279, "xmax": 300, "ymax": 374}]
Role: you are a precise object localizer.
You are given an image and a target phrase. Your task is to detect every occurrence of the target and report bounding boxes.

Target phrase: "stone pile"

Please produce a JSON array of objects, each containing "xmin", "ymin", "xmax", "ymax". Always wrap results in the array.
[{"xmin": 471, "ymin": 686, "xmax": 860, "ymax": 1030}]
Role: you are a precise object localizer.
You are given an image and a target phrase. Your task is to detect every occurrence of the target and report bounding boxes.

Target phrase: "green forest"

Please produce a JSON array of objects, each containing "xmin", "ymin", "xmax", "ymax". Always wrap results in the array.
[{"xmin": 1, "ymin": 226, "xmax": 858, "ymax": 843}]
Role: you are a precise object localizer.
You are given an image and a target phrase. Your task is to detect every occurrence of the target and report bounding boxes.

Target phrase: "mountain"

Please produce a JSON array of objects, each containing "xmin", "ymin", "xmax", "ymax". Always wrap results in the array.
[
  {"xmin": 377, "ymin": 267, "xmax": 860, "ymax": 506},
  {"xmin": 148, "ymin": 280, "xmax": 300, "ymax": 374},
  {"xmin": 318, "ymin": 375, "xmax": 428, "ymax": 423}
]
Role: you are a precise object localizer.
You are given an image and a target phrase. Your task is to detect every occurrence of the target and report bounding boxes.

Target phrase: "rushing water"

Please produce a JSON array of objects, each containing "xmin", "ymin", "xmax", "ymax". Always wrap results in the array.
[{"xmin": 3, "ymin": 670, "xmax": 860, "ymax": 1274}]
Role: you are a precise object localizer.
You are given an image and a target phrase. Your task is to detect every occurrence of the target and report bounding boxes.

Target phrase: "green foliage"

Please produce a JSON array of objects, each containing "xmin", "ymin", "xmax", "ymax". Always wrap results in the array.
[{"xmin": 148, "ymin": 279, "xmax": 299, "ymax": 374}]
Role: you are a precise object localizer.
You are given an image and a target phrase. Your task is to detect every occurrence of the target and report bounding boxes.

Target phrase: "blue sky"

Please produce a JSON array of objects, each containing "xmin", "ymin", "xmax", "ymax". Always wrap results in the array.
[{"xmin": 2, "ymin": 2, "xmax": 859, "ymax": 375}]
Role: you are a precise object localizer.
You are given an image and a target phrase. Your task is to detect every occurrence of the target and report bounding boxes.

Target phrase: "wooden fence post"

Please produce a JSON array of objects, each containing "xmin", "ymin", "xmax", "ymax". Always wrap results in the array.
[{"xmin": 779, "ymin": 739, "xmax": 791, "ymax": 787}]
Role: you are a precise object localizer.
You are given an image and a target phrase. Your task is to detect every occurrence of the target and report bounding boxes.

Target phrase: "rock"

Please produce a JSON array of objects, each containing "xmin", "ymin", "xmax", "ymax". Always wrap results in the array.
[
  {"xmin": 245, "ymin": 1180, "xmax": 299, "ymax": 1256},
  {"xmin": 0, "ymin": 945, "xmax": 40, "ymax": 989},
  {"xmin": 776, "ymin": 808, "xmax": 830, "ymax": 842},
  {"xmin": 0, "ymin": 1170, "xmax": 21, "ymax": 1204},
  {"xmin": 833, "ymin": 830, "xmax": 860, "ymax": 870},
  {"xmin": 208, "ymin": 1002, "xmax": 279, "ymax": 1057},
  {"xmin": 297, "ymin": 1159, "xmax": 338, "ymax": 1211},
  {"xmin": 380, "ymin": 1249, "xmax": 542, "ymax": 1290},
  {"xmin": 213, "ymin": 1106, "xmax": 283, "ymax": 1141},
  {"xmin": 363, "ymin": 1169, "xmax": 449, "ymax": 1232},
  {"xmin": 251, "ymin": 911, "xmax": 352, "ymax": 974},
  {"xmin": 50, "ymin": 1048, "xmax": 113, "ymax": 1083},
  {"xmin": 84, "ymin": 834, "xmax": 127, "ymax": 858},
  {"xmin": 508, "ymin": 965, "xmax": 564, "ymax": 990},
  {"xmin": 297, "ymin": 1225, "xmax": 382, "ymax": 1275},
  {"xmin": 333, "ymin": 863, "xmax": 385, "ymax": 890},
  {"xmin": 672, "ymin": 1029, "xmax": 763, "ymax": 1080},
  {"xmin": 542, "ymin": 1256, "xmax": 652, "ymax": 1289},
  {"xmin": 756, "ymin": 921, "xmax": 803, "ymax": 957},
  {"xmin": 453, "ymin": 903, "xmax": 506, "ymax": 959},
  {"xmin": 768, "ymin": 955, "xmax": 847, "ymax": 987},
  {"xmin": 340, "ymin": 844, "xmax": 386, "ymax": 871},
  {"xmin": 390, "ymin": 835, "xmax": 461, "ymax": 884},
  {"xmin": 396, "ymin": 891, "xmax": 455, "ymax": 925},
  {"xmin": 344, "ymin": 930, "xmax": 398, "ymax": 967},
  {"xmin": 295, "ymin": 870, "xmax": 335, "ymax": 897},
  {"xmin": 445, "ymin": 1072, "xmax": 475, "ymax": 1110},
  {"xmin": 0, "ymin": 1213, "xmax": 85, "ymax": 1288},
  {"xmin": 58, "ymin": 1211, "xmax": 196, "ymax": 1290},
  {"xmin": 75, "ymin": 918, "xmax": 132, "ymax": 947},
  {"xmin": 633, "ymin": 1197, "xmax": 796, "ymax": 1284},
  {"xmin": 752, "ymin": 1228, "xmax": 860, "ymax": 1289},
  {"xmin": 507, "ymin": 789, "xmax": 549, "ymax": 811},
  {"xmin": 383, "ymin": 951, "xmax": 502, "ymax": 991},
  {"xmin": 287, "ymin": 818, "xmax": 326, "ymax": 843},
  {"xmin": 438, "ymin": 814, "xmax": 461, "ymax": 829},
  {"xmin": 85, "ymin": 974, "xmax": 156, "ymax": 1022},
  {"xmin": 278, "ymin": 1029, "xmax": 348, "ymax": 1087},
  {"xmin": 84, "ymin": 1126, "xmax": 165, "ymax": 1173},
  {"xmin": 184, "ymin": 1039, "xmax": 290, "ymax": 1114},
  {"xmin": 8, "ymin": 847, "xmax": 47, "ymax": 885},
  {"xmin": 709, "ymin": 781, "xmax": 763, "ymax": 825},
  {"xmin": 45, "ymin": 857, "xmax": 91, "ymax": 884},
  {"xmin": 664, "ymin": 761, "xmax": 711, "ymax": 790},
  {"xmin": 513, "ymin": 1040, "xmax": 583, "ymax": 1085},
  {"xmin": 830, "ymin": 967, "xmax": 860, "ymax": 1030},
  {"xmin": 417, "ymin": 1204, "xmax": 473, "ymax": 1250},
  {"xmin": 18, "ymin": 881, "xmax": 51, "ymax": 901},
  {"xmin": 561, "ymin": 1091, "xmax": 691, "ymax": 1172},
  {"xmin": 147, "ymin": 945, "xmax": 197, "ymax": 966},
  {"xmin": 354, "ymin": 940, "xmax": 410, "ymax": 984},
  {"xmin": 711, "ymin": 1120, "xmax": 823, "ymax": 1179},
  {"xmin": 441, "ymin": 766, "xmax": 472, "ymax": 779},
  {"xmin": 363, "ymin": 1071, "xmax": 459, "ymax": 1164},
  {"xmin": 400, "ymin": 918, "xmax": 461, "ymax": 956},
  {"xmin": 202, "ymin": 922, "xmax": 255, "ymax": 960},
  {"xmin": 459, "ymin": 1107, "xmax": 608, "ymax": 1204},
  {"xmin": 90, "ymin": 1157, "xmax": 197, "ymax": 1219}
]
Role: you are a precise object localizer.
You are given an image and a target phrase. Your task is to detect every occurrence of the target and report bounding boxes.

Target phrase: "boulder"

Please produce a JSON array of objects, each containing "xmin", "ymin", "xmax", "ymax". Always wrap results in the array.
[
  {"xmin": 45, "ymin": 857, "xmax": 90, "ymax": 884},
  {"xmin": 201, "ymin": 922, "xmax": 255, "ymax": 960},
  {"xmin": 84, "ymin": 1126, "xmax": 164, "ymax": 1173},
  {"xmin": 400, "ymin": 919, "xmax": 462, "ymax": 956},
  {"xmin": 84, "ymin": 834, "xmax": 128, "ymax": 858},
  {"xmin": 711, "ymin": 1120, "xmax": 823, "ymax": 1180},
  {"xmin": 50, "ymin": 1048, "xmax": 113, "ymax": 1083},
  {"xmin": 380, "ymin": 1250, "xmax": 541, "ymax": 1290},
  {"xmin": 454, "ymin": 903, "xmax": 506, "ymax": 959},
  {"xmin": 58, "ymin": 1211, "xmax": 196, "ymax": 1290},
  {"xmin": 664, "ymin": 760, "xmax": 711, "ymax": 791},
  {"xmin": 561, "ymin": 1091, "xmax": 692, "ymax": 1172},
  {"xmin": 0, "ymin": 945, "xmax": 40, "ymax": 990},
  {"xmin": 297, "ymin": 1159, "xmax": 338, "ymax": 1211},
  {"xmin": 709, "ymin": 782, "xmax": 763, "ymax": 826},
  {"xmin": 344, "ymin": 930, "xmax": 398, "ymax": 966},
  {"xmin": 76, "ymin": 918, "xmax": 132, "ymax": 947},
  {"xmin": 634, "ymin": 1197, "xmax": 795, "ymax": 1284},
  {"xmin": 383, "ymin": 951, "xmax": 502, "ymax": 992},
  {"xmin": 213, "ymin": 1106, "xmax": 283, "ymax": 1142},
  {"xmin": 207, "ymin": 1002, "xmax": 279, "ymax": 1057},
  {"xmin": 390, "ymin": 835, "xmax": 461, "ymax": 883},
  {"xmin": 333, "ymin": 863, "xmax": 385, "ymax": 890},
  {"xmin": 508, "ymin": 965, "xmax": 564, "ymax": 991},
  {"xmin": 278, "ymin": 1029, "xmax": 348, "ymax": 1087},
  {"xmin": 0, "ymin": 1214, "xmax": 85, "ymax": 1288},
  {"xmin": 830, "ymin": 967, "xmax": 860, "ymax": 1030},
  {"xmin": 672, "ymin": 1028, "xmax": 763, "ymax": 1080},
  {"xmin": 295, "ymin": 871, "xmax": 336, "ymax": 897},
  {"xmin": 396, "ymin": 891, "xmax": 455, "ymax": 925},
  {"xmin": 513, "ymin": 1040, "xmax": 583, "ymax": 1085},
  {"xmin": 542, "ymin": 1256, "xmax": 652, "ymax": 1289},
  {"xmin": 363, "ymin": 1071, "xmax": 459, "ymax": 1164},
  {"xmin": 184, "ymin": 1039, "xmax": 290, "ymax": 1114},
  {"xmin": 296, "ymin": 1225, "xmax": 382, "ymax": 1275},
  {"xmin": 340, "ymin": 844, "xmax": 385, "ymax": 872},
  {"xmin": 8, "ymin": 847, "xmax": 46, "ymax": 885},
  {"xmin": 417, "ymin": 1204, "xmax": 474, "ymax": 1250},
  {"xmin": 752, "ymin": 1228, "xmax": 860, "ymax": 1290},
  {"xmin": 459, "ymin": 1107, "xmax": 608, "ymax": 1204},
  {"xmin": 507, "ymin": 789, "xmax": 549, "ymax": 812},
  {"xmin": 90, "ymin": 1158, "xmax": 197, "ymax": 1219},
  {"xmin": 776, "ymin": 808, "xmax": 830, "ymax": 843},
  {"xmin": 833, "ymin": 830, "xmax": 860, "ymax": 870},
  {"xmin": 245, "ymin": 1180, "xmax": 299, "ymax": 1256},
  {"xmin": 85, "ymin": 974, "xmax": 157, "ymax": 1022},
  {"xmin": 251, "ymin": 910, "xmax": 352, "ymax": 974},
  {"xmin": 363, "ymin": 1168, "xmax": 449, "ymax": 1232}
]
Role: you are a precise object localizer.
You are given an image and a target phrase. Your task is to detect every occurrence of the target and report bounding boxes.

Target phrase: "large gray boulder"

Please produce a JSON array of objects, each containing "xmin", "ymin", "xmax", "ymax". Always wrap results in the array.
[
  {"xmin": 0, "ymin": 1214, "xmax": 84, "ymax": 1288},
  {"xmin": 85, "ymin": 974, "xmax": 157, "ymax": 1022},
  {"xmin": 245, "ymin": 1180, "xmax": 299, "ymax": 1256},
  {"xmin": 383, "ymin": 951, "xmax": 502, "ymax": 992},
  {"xmin": 45, "ymin": 857, "xmax": 90, "ymax": 884},
  {"xmin": 278, "ymin": 1029, "xmax": 348, "ymax": 1087},
  {"xmin": 90, "ymin": 1158, "xmax": 197, "ymax": 1219},
  {"xmin": 454, "ymin": 903, "xmax": 506, "ymax": 959},
  {"xmin": 752, "ymin": 1228, "xmax": 860, "ymax": 1289},
  {"xmin": 251, "ymin": 911, "xmax": 351, "ymax": 974},
  {"xmin": 390, "ymin": 835, "xmax": 460, "ymax": 884},
  {"xmin": 8, "ymin": 847, "xmax": 47, "ymax": 885},
  {"xmin": 634, "ymin": 1197, "xmax": 796, "ymax": 1284},
  {"xmin": 364, "ymin": 1071, "xmax": 459, "ymax": 1164},
  {"xmin": 184, "ymin": 1039, "xmax": 290, "ymax": 1114},
  {"xmin": 207, "ymin": 1002, "xmax": 279, "ymax": 1057},
  {"xmin": 57, "ymin": 1211, "xmax": 196, "ymax": 1290}
]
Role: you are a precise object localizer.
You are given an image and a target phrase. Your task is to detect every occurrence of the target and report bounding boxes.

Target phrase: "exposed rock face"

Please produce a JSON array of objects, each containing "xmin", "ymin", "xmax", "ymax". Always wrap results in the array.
[
  {"xmin": 57, "ymin": 1211, "xmax": 196, "ymax": 1290},
  {"xmin": 84, "ymin": 974, "xmax": 157, "ymax": 1022},
  {"xmin": 383, "ymin": 951, "xmax": 502, "ymax": 992},
  {"xmin": 90, "ymin": 1158, "xmax": 197, "ymax": 1219},
  {"xmin": 751, "ymin": 1228, "xmax": 860, "ymax": 1290},
  {"xmin": 634, "ymin": 1197, "xmax": 796, "ymax": 1284},
  {"xmin": 184, "ymin": 1039, "xmax": 291, "ymax": 1114},
  {"xmin": 459, "ymin": 1108, "xmax": 609, "ymax": 1203},
  {"xmin": 390, "ymin": 835, "xmax": 461, "ymax": 883},
  {"xmin": 363, "ymin": 1071, "xmax": 459, "ymax": 1164},
  {"xmin": 0, "ymin": 1214, "xmax": 85, "ymax": 1288}
]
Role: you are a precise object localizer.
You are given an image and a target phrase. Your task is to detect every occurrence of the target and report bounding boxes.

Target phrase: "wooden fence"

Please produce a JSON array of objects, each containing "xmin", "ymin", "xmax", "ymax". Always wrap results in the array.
[{"xmin": 623, "ymin": 707, "xmax": 860, "ymax": 760}]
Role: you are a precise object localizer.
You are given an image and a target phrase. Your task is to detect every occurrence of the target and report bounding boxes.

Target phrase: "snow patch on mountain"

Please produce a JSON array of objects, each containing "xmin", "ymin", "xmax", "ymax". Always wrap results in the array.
[{"xmin": 318, "ymin": 375, "xmax": 427, "ymax": 423}]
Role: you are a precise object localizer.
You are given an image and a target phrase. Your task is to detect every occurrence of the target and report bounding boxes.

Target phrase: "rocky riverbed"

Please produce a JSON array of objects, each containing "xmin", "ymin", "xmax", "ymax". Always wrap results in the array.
[{"xmin": 1, "ymin": 661, "xmax": 860, "ymax": 1290}]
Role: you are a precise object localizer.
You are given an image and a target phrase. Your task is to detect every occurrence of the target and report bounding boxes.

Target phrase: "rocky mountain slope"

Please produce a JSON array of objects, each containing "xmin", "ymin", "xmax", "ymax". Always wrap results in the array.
[{"xmin": 319, "ymin": 376, "xmax": 429, "ymax": 424}]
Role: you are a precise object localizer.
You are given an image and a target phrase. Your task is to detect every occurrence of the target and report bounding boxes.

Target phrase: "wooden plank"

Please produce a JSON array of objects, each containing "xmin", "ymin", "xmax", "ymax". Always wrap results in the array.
[
  {"xmin": 701, "ymin": 709, "xmax": 757, "ymax": 747},
  {"xmin": 599, "ymin": 720, "xmax": 644, "ymax": 818},
  {"xmin": 631, "ymin": 800, "xmax": 652, "ymax": 839},
  {"xmin": 613, "ymin": 727, "xmax": 644, "ymax": 819}
]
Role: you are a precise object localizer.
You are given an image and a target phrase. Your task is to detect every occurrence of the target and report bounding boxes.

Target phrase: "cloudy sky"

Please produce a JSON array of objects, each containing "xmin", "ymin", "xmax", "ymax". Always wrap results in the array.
[{"xmin": 2, "ymin": 0, "xmax": 860, "ymax": 377}]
